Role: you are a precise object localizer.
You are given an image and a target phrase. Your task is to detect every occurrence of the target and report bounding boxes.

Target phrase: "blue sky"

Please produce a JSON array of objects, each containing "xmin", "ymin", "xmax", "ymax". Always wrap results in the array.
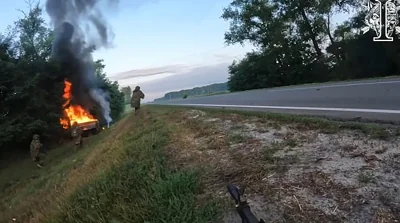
[
  {"xmin": 0, "ymin": 0, "xmax": 352, "ymax": 101},
  {"xmin": 93, "ymin": 0, "xmax": 253, "ymax": 73}
]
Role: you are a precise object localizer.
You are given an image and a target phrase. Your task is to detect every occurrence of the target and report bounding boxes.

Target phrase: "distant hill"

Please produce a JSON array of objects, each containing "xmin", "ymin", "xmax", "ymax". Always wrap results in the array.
[{"xmin": 154, "ymin": 82, "xmax": 228, "ymax": 101}]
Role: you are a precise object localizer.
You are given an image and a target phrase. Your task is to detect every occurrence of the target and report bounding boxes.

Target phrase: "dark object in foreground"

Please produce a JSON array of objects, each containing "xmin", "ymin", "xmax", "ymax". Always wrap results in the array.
[
  {"xmin": 76, "ymin": 120, "xmax": 101, "ymax": 138},
  {"xmin": 227, "ymin": 183, "xmax": 265, "ymax": 223},
  {"xmin": 78, "ymin": 120, "xmax": 100, "ymax": 133}
]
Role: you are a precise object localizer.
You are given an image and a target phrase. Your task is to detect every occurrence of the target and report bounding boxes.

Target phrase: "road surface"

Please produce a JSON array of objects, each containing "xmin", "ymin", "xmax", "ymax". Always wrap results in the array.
[{"xmin": 153, "ymin": 78, "xmax": 400, "ymax": 123}]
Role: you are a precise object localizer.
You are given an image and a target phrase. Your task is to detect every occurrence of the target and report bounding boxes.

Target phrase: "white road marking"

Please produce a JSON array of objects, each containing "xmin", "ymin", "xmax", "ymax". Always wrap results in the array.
[{"xmin": 170, "ymin": 104, "xmax": 400, "ymax": 114}]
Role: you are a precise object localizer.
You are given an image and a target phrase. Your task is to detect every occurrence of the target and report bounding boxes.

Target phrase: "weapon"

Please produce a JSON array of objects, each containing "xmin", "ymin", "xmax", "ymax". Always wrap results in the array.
[{"xmin": 227, "ymin": 183, "xmax": 265, "ymax": 223}]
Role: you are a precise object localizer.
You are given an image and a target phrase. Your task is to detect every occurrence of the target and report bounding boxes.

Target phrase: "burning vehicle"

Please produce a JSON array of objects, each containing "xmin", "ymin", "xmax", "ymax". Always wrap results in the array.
[
  {"xmin": 59, "ymin": 80, "xmax": 101, "ymax": 136},
  {"xmin": 45, "ymin": 0, "xmax": 117, "ymax": 137}
]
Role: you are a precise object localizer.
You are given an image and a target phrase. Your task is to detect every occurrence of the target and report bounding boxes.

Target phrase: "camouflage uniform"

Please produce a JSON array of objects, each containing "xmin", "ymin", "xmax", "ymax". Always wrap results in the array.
[
  {"xmin": 131, "ymin": 86, "xmax": 145, "ymax": 116},
  {"xmin": 30, "ymin": 134, "xmax": 43, "ymax": 167},
  {"xmin": 71, "ymin": 122, "xmax": 83, "ymax": 150}
]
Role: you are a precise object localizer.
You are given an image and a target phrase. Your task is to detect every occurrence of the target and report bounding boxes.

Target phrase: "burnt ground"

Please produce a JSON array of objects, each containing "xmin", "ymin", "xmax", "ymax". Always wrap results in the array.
[{"xmin": 164, "ymin": 108, "xmax": 400, "ymax": 223}]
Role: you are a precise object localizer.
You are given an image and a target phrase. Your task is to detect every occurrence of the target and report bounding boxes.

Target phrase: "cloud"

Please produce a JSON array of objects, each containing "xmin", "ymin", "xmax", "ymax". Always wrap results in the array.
[
  {"xmin": 108, "ymin": 64, "xmax": 189, "ymax": 80},
  {"xmin": 120, "ymin": 63, "xmax": 230, "ymax": 102}
]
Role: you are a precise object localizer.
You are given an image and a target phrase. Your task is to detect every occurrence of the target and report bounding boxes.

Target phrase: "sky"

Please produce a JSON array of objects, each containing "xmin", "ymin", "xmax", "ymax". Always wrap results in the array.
[{"xmin": 0, "ymin": 0, "xmax": 353, "ymax": 102}]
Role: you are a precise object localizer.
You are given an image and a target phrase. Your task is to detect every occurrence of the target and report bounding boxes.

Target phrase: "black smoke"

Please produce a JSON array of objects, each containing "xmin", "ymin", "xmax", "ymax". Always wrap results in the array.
[{"xmin": 45, "ymin": 0, "xmax": 117, "ymax": 124}]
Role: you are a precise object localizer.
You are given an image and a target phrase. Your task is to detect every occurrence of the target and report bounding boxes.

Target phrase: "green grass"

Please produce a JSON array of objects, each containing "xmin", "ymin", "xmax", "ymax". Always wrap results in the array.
[
  {"xmin": 0, "ymin": 124, "xmax": 119, "ymax": 221},
  {"xmin": 47, "ymin": 110, "xmax": 222, "ymax": 223},
  {"xmin": 358, "ymin": 171, "xmax": 377, "ymax": 184},
  {"xmin": 284, "ymin": 138, "xmax": 297, "ymax": 148},
  {"xmin": 4, "ymin": 104, "xmax": 393, "ymax": 222},
  {"xmin": 228, "ymin": 133, "xmax": 251, "ymax": 143},
  {"xmin": 263, "ymin": 142, "xmax": 282, "ymax": 161},
  {"xmin": 1, "ymin": 108, "xmax": 222, "ymax": 222}
]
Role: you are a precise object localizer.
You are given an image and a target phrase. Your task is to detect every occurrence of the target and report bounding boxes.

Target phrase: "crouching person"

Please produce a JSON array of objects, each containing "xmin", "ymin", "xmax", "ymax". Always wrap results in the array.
[
  {"xmin": 71, "ymin": 122, "xmax": 83, "ymax": 151},
  {"xmin": 30, "ymin": 134, "xmax": 43, "ymax": 168}
]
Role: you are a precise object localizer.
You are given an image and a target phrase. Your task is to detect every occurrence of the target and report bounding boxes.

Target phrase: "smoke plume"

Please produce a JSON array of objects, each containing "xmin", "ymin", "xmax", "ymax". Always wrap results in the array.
[{"xmin": 46, "ymin": 0, "xmax": 117, "ymax": 124}]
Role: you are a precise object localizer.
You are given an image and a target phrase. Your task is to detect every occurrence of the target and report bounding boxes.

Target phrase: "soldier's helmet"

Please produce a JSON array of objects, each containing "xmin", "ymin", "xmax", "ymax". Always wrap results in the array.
[
  {"xmin": 33, "ymin": 134, "xmax": 40, "ymax": 140},
  {"xmin": 72, "ymin": 121, "xmax": 78, "ymax": 127},
  {"xmin": 135, "ymin": 86, "xmax": 140, "ymax": 90}
]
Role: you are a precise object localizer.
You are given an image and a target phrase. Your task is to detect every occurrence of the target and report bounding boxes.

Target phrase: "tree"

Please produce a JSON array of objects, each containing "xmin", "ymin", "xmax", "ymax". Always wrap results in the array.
[
  {"xmin": 221, "ymin": 0, "xmax": 279, "ymax": 49},
  {"xmin": 120, "ymin": 86, "xmax": 132, "ymax": 104},
  {"xmin": 222, "ymin": 0, "xmax": 329, "ymax": 91},
  {"xmin": 154, "ymin": 83, "xmax": 228, "ymax": 101},
  {"xmin": 94, "ymin": 59, "xmax": 125, "ymax": 122},
  {"xmin": 0, "ymin": 2, "xmax": 65, "ymax": 153},
  {"xmin": 0, "ymin": 2, "xmax": 125, "ymax": 156},
  {"xmin": 15, "ymin": 0, "xmax": 53, "ymax": 61},
  {"xmin": 222, "ymin": 0, "xmax": 399, "ymax": 92}
]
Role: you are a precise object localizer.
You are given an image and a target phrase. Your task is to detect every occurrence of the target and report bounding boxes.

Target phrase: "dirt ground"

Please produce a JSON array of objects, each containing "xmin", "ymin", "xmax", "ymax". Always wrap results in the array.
[{"xmin": 167, "ymin": 109, "xmax": 400, "ymax": 223}]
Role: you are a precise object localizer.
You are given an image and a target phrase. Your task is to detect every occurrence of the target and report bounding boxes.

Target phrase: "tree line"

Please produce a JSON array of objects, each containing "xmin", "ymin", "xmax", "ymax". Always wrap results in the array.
[
  {"xmin": 0, "ymin": 3, "xmax": 125, "ymax": 158},
  {"xmin": 222, "ymin": 0, "xmax": 400, "ymax": 91},
  {"xmin": 154, "ymin": 82, "xmax": 228, "ymax": 101},
  {"xmin": 120, "ymin": 86, "xmax": 132, "ymax": 104}
]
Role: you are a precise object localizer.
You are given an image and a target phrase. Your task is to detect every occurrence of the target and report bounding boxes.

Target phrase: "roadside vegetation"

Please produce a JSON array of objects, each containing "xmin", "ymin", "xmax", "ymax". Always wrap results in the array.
[
  {"xmin": 0, "ymin": 108, "xmax": 222, "ymax": 223},
  {"xmin": 0, "ymin": 2, "xmax": 127, "ymax": 161},
  {"xmin": 154, "ymin": 82, "xmax": 228, "ymax": 101},
  {"xmin": 2, "ymin": 105, "xmax": 399, "ymax": 222},
  {"xmin": 152, "ymin": 105, "xmax": 400, "ymax": 222},
  {"xmin": 154, "ymin": 0, "xmax": 400, "ymax": 102},
  {"xmin": 2, "ymin": 0, "xmax": 400, "ymax": 223},
  {"xmin": 222, "ymin": 0, "xmax": 400, "ymax": 92}
]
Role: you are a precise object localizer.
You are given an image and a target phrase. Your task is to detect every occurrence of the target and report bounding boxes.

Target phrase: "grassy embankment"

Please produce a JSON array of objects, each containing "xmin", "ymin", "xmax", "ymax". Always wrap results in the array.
[
  {"xmin": 1, "ymin": 105, "xmax": 399, "ymax": 222},
  {"xmin": 0, "ymin": 107, "xmax": 221, "ymax": 223}
]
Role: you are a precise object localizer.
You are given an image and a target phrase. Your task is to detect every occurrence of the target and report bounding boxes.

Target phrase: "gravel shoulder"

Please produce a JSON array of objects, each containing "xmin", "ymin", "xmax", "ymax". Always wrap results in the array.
[{"xmin": 164, "ymin": 108, "xmax": 400, "ymax": 222}]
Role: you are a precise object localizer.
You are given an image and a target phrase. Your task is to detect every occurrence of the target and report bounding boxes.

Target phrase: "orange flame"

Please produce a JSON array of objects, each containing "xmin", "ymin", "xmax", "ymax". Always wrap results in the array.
[{"xmin": 59, "ymin": 80, "xmax": 97, "ymax": 129}]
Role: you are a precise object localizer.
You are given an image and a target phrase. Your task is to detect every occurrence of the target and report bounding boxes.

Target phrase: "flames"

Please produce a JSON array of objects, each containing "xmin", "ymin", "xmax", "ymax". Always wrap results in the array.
[{"xmin": 59, "ymin": 80, "xmax": 97, "ymax": 129}]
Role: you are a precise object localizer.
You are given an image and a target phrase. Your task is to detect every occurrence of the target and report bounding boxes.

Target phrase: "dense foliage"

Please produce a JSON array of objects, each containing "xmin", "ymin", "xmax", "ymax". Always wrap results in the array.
[
  {"xmin": 154, "ymin": 82, "xmax": 228, "ymax": 101},
  {"xmin": 222, "ymin": 0, "xmax": 400, "ymax": 91},
  {"xmin": 0, "ymin": 3, "xmax": 125, "ymax": 155},
  {"xmin": 120, "ymin": 86, "xmax": 132, "ymax": 104},
  {"xmin": 93, "ymin": 59, "xmax": 126, "ymax": 123}
]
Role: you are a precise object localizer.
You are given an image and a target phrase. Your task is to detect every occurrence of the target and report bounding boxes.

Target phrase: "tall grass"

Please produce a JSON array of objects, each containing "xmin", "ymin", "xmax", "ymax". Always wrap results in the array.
[{"xmin": 48, "ymin": 112, "xmax": 221, "ymax": 223}]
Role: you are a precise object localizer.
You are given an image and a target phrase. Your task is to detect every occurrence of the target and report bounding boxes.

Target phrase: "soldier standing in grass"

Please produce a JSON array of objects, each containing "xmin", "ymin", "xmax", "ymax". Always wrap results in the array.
[
  {"xmin": 131, "ymin": 86, "xmax": 145, "ymax": 116},
  {"xmin": 30, "ymin": 134, "xmax": 43, "ymax": 168},
  {"xmin": 71, "ymin": 122, "xmax": 83, "ymax": 151}
]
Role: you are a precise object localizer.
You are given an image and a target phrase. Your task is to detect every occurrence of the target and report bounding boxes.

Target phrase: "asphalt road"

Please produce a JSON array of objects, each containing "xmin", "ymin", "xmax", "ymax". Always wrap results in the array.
[{"xmin": 154, "ymin": 78, "xmax": 400, "ymax": 123}]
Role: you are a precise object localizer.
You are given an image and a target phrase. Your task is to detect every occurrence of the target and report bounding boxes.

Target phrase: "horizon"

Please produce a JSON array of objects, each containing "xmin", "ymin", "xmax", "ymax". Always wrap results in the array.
[
  {"xmin": 0, "ymin": 0, "xmax": 353, "ymax": 102},
  {"xmin": 151, "ymin": 81, "xmax": 228, "ymax": 101}
]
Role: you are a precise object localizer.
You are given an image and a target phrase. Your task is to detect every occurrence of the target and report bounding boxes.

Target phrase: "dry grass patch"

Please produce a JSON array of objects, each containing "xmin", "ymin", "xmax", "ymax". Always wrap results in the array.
[{"xmin": 149, "ymin": 105, "xmax": 400, "ymax": 222}]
